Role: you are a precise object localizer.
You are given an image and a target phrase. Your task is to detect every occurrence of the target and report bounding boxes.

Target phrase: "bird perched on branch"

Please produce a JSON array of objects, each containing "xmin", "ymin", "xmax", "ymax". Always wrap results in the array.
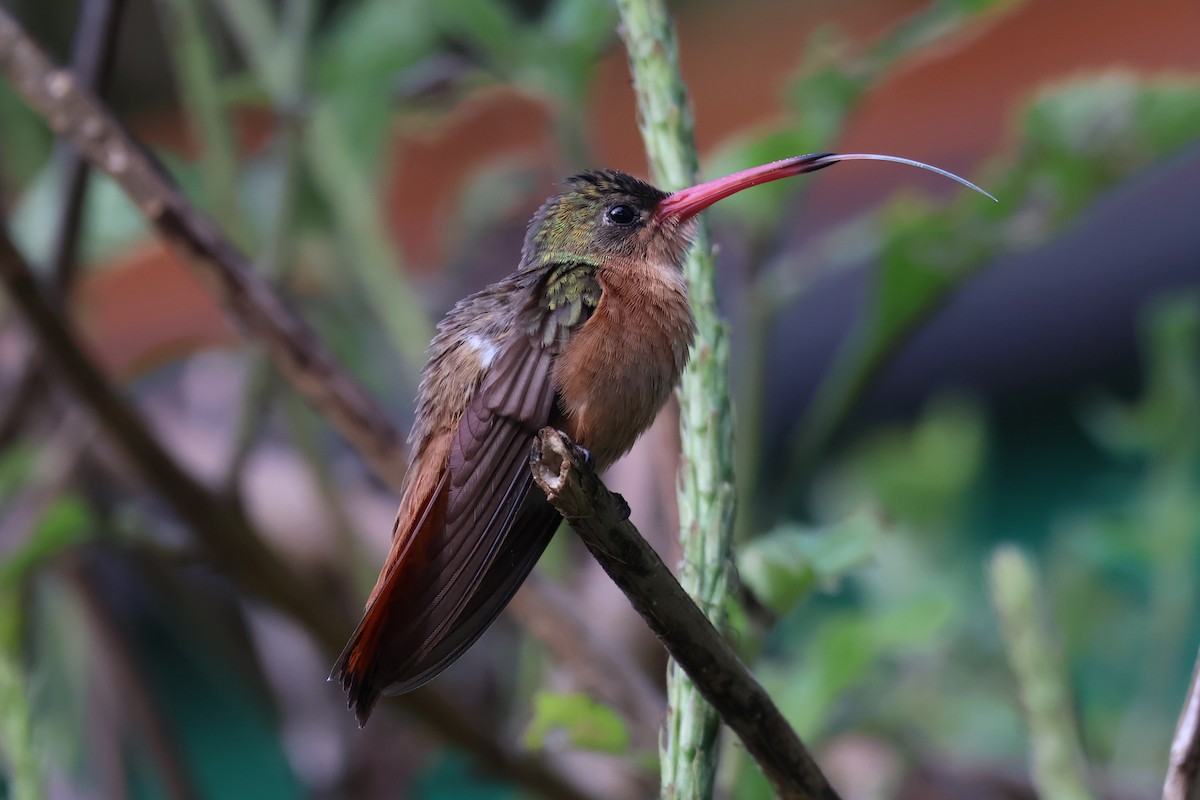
[{"xmin": 333, "ymin": 152, "xmax": 992, "ymax": 725}]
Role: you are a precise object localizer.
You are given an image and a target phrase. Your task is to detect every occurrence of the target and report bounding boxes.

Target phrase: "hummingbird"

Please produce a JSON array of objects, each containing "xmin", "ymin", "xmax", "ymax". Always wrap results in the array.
[{"xmin": 333, "ymin": 152, "xmax": 992, "ymax": 724}]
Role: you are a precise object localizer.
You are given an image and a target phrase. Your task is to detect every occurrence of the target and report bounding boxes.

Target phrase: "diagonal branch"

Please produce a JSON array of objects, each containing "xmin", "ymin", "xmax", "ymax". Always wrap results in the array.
[
  {"xmin": 530, "ymin": 427, "xmax": 840, "ymax": 800},
  {"xmin": 0, "ymin": 7, "xmax": 409, "ymax": 490}
]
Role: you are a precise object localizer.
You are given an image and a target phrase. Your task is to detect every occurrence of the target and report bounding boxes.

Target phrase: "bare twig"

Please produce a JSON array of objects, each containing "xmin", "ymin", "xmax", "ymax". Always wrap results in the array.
[
  {"xmin": 49, "ymin": 0, "xmax": 127, "ymax": 298},
  {"xmin": 0, "ymin": 7, "xmax": 409, "ymax": 489},
  {"xmin": 530, "ymin": 427, "xmax": 840, "ymax": 800},
  {"xmin": 1164, "ymin": 646, "xmax": 1200, "ymax": 800},
  {"xmin": 0, "ymin": 340, "xmax": 41, "ymax": 449},
  {"xmin": 0, "ymin": 227, "xmax": 598, "ymax": 800},
  {"xmin": 0, "ymin": 225, "xmax": 331, "ymax": 632}
]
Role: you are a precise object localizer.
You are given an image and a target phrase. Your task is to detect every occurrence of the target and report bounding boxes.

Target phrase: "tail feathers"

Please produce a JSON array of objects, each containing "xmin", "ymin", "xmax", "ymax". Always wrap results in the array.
[
  {"xmin": 331, "ymin": 605, "xmax": 388, "ymax": 727},
  {"xmin": 332, "ymin": 470, "xmax": 449, "ymax": 727}
]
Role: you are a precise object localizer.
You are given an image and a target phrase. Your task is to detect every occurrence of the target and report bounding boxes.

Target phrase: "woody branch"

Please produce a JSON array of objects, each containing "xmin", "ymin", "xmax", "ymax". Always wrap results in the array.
[{"xmin": 531, "ymin": 427, "xmax": 842, "ymax": 800}]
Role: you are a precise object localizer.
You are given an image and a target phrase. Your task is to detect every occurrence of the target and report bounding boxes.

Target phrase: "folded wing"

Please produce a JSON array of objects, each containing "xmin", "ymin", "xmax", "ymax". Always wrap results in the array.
[{"xmin": 333, "ymin": 333, "xmax": 563, "ymax": 725}]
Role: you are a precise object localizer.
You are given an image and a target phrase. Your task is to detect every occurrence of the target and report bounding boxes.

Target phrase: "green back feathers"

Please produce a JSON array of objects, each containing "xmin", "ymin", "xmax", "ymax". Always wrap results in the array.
[
  {"xmin": 538, "ymin": 262, "xmax": 602, "ymax": 346},
  {"xmin": 518, "ymin": 170, "xmax": 669, "ymax": 346}
]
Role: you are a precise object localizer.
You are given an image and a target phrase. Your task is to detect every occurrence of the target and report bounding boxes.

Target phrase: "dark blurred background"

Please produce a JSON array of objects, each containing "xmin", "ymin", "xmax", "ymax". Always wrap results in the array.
[{"xmin": 1, "ymin": 0, "xmax": 1198, "ymax": 798}]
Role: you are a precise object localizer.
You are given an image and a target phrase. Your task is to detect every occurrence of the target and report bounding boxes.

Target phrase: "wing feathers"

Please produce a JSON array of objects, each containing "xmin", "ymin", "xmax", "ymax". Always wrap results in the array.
[{"xmin": 334, "ymin": 330, "xmax": 564, "ymax": 723}]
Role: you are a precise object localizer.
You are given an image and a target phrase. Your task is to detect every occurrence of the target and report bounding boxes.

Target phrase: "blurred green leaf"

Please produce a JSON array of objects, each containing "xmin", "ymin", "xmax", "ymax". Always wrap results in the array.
[
  {"xmin": 0, "ymin": 81, "xmax": 51, "ymax": 190},
  {"xmin": 542, "ymin": 0, "xmax": 618, "ymax": 54},
  {"xmin": 787, "ymin": 26, "xmax": 864, "ymax": 146},
  {"xmin": 1137, "ymin": 79, "xmax": 1200, "ymax": 154},
  {"xmin": 0, "ymin": 653, "xmax": 43, "ymax": 800},
  {"xmin": 434, "ymin": 0, "xmax": 524, "ymax": 71},
  {"xmin": 9, "ymin": 164, "xmax": 149, "ymax": 270},
  {"xmin": 1084, "ymin": 295, "xmax": 1200, "ymax": 460},
  {"xmin": 1061, "ymin": 297, "xmax": 1200, "ymax": 766},
  {"xmin": 314, "ymin": 0, "xmax": 438, "ymax": 159},
  {"xmin": 523, "ymin": 691, "xmax": 631, "ymax": 754},
  {"xmin": 156, "ymin": 0, "xmax": 253, "ymax": 245},
  {"xmin": 793, "ymin": 74, "xmax": 1200, "ymax": 466},
  {"xmin": 0, "ymin": 447, "xmax": 33, "ymax": 501},
  {"xmin": 0, "ymin": 497, "xmax": 91, "ymax": 593},
  {"xmin": 763, "ymin": 591, "xmax": 956, "ymax": 737},
  {"xmin": 737, "ymin": 509, "xmax": 883, "ymax": 616},
  {"xmin": 834, "ymin": 395, "xmax": 988, "ymax": 527}
]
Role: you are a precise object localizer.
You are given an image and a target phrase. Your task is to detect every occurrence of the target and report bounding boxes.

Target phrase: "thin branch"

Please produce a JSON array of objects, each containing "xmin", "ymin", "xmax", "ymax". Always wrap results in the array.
[
  {"xmin": 0, "ymin": 7, "xmax": 409, "ymax": 490},
  {"xmin": 530, "ymin": 427, "xmax": 840, "ymax": 800},
  {"xmin": 0, "ymin": 337, "xmax": 41, "ymax": 449},
  {"xmin": 0, "ymin": 225, "xmax": 330, "ymax": 632},
  {"xmin": 0, "ymin": 226, "xmax": 599, "ymax": 800},
  {"xmin": 48, "ymin": 0, "xmax": 127, "ymax": 299},
  {"xmin": 1164, "ymin": 646, "xmax": 1200, "ymax": 800}
]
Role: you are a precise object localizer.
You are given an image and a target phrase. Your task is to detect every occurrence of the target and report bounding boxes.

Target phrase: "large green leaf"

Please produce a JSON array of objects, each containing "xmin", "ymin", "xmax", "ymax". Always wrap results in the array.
[
  {"xmin": 737, "ymin": 509, "xmax": 884, "ymax": 617},
  {"xmin": 523, "ymin": 690, "xmax": 632, "ymax": 754}
]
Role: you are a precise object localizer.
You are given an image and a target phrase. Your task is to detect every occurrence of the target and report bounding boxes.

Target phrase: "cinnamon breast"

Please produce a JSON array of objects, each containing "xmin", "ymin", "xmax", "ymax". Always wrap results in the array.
[{"xmin": 553, "ymin": 259, "xmax": 695, "ymax": 467}]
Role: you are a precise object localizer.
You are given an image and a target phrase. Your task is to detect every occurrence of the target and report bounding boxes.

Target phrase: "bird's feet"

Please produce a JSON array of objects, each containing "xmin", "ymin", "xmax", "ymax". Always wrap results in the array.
[
  {"xmin": 577, "ymin": 444, "xmax": 596, "ymax": 469},
  {"xmin": 570, "ymin": 442, "xmax": 629, "ymax": 518}
]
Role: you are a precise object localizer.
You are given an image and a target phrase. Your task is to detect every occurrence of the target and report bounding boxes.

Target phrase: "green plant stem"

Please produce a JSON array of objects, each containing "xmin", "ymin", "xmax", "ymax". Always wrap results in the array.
[
  {"xmin": 304, "ymin": 102, "xmax": 433, "ymax": 370},
  {"xmin": 211, "ymin": 0, "xmax": 433, "ymax": 371},
  {"xmin": 989, "ymin": 546, "xmax": 1096, "ymax": 800},
  {"xmin": 155, "ymin": 0, "xmax": 251, "ymax": 247},
  {"xmin": 218, "ymin": 0, "xmax": 312, "ymax": 492},
  {"xmin": 281, "ymin": 391, "xmax": 363, "ymax": 582},
  {"xmin": 0, "ymin": 650, "xmax": 42, "ymax": 800},
  {"xmin": 615, "ymin": 2, "xmax": 736, "ymax": 797}
]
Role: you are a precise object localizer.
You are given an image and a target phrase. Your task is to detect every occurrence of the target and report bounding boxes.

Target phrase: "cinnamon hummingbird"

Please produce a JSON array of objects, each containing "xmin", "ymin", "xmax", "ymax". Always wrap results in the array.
[{"xmin": 333, "ymin": 152, "xmax": 993, "ymax": 724}]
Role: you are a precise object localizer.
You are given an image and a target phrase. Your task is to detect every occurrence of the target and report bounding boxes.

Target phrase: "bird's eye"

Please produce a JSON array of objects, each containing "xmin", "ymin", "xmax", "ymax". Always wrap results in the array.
[{"xmin": 605, "ymin": 204, "xmax": 639, "ymax": 226}]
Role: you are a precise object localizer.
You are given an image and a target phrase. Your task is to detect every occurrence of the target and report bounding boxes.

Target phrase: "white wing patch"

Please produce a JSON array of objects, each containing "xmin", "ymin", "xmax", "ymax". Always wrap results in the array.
[{"xmin": 465, "ymin": 333, "xmax": 500, "ymax": 369}]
